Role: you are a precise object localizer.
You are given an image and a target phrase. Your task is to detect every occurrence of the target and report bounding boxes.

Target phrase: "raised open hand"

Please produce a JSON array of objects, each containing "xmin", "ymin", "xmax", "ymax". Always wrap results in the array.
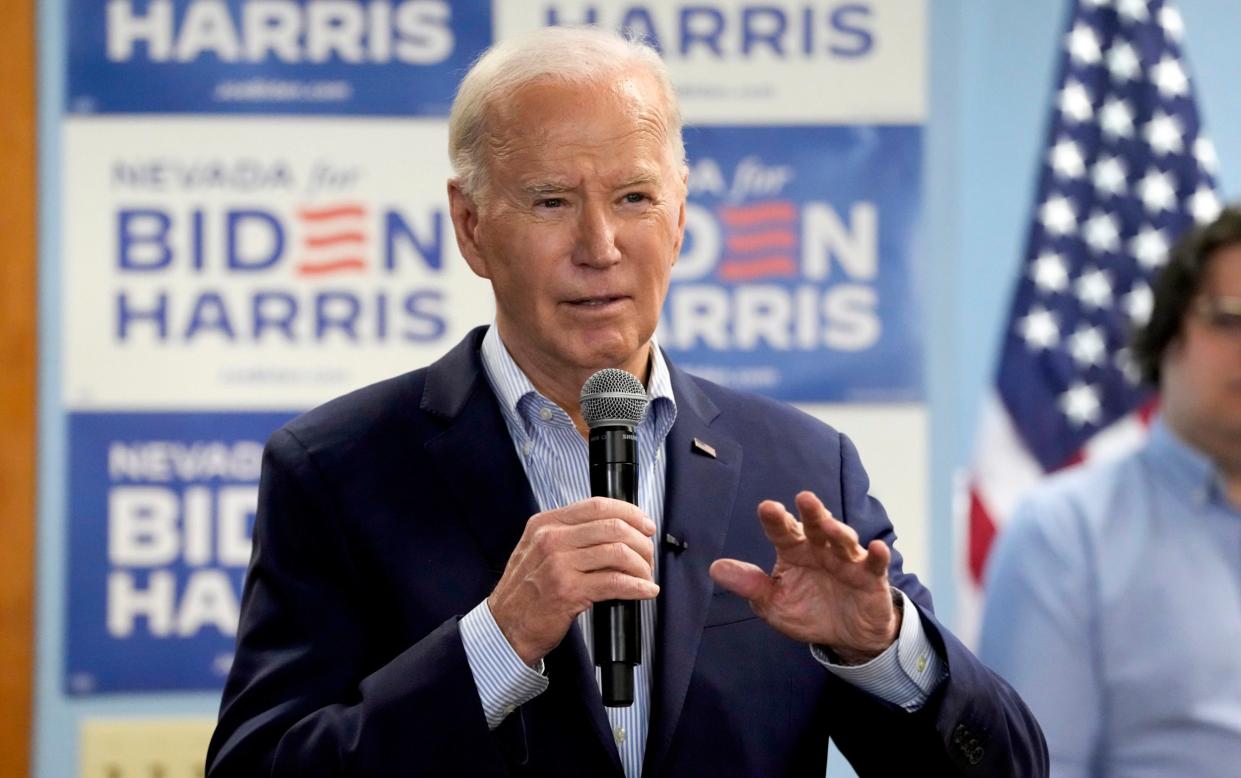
[{"xmin": 709, "ymin": 491, "xmax": 900, "ymax": 663}]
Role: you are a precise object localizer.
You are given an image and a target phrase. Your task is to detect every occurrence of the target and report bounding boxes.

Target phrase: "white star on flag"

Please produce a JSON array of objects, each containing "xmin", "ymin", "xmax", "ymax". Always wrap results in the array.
[
  {"xmin": 1041, "ymin": 194, "xmax": 1078, "ymax": 236},
  {"xmin": 1195, "ymin": 137, "xmax": 1219, "ymax": 174},
  {"xmin": 1092, "ymin": 155, "xmax": 1128, "ymax": 197},
  {"xmin": 1105, "ymin": 42, "xmax": 1140, "ymax": 82},
  {"xmin": 1050, "ymin": 138, "xmax": 1087, "ymax": 179},
  {"xmin": 1018, "ymin": 306, "xmax": 1060, "ymax": 351},
  {"xmin": 1059, "ymin": 80, "xmax": 1094, "ymax": 122},
  {"xmin": 1117, "ymin": 0, "xmax": 1150, "ymax": 23},
  {"xmin": 1160, "ymin": 5, "xmax": 1184, "ymax": 40},
  {"xmin": 1190, "ymin": 186, "xmax": 1221, "ymax": 222},
  {"xmin": 1076, "ymin": 267, "xmax": 1114, "ymax": 309},
  {"xmin": 1151, "ymin": 55, "xmax": 1189, "ymax": 98},
  {"xmin": 1130, "ymin": 226, "xmax": 1170, "ymax": 269},
  {"xmin": 1115, "ymin": 347, "xmax": 1142, "ymax": 385},
  {"xmin": 1144, "ymin": 110, "xmax": 1186, "ymax": 156},
  {"xmin": 1084, "ymin": 211, "xmax": 1121, "ymax": 253},
  {"xmin": 1059, "ymin": 382, "xmax": 1102, "ymax": 427},
  {"xmin": 1137, "ymin": 169, "xmax": 1176, "ymax": 213},
  {"xmin": 1123, "ymin": 283, "xmax": 1153, "ymax": 324},
  {"xmin": 1067, "ymin": 22, "xmax": 1102, "ymax": 65},
  {"xmin": 1031, "ymin": 252, "xmax": 1070, "ymax": 293},
  {"xmin": 1068, "ymin": 325, "xmax": 1107, "ymax": 368},
  {"xmin": 1099, "ymin": 97, "xmax": 1135, "ymax": 139}
]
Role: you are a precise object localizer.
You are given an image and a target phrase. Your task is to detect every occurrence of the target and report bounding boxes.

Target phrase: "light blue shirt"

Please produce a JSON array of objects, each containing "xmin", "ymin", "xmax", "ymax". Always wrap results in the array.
[
  {"xmin": 980, "ymin": 418, "xmax": 1241, "ymax": 778},
  {"xmin": 462, "ymin": 325, "xmax": 943, "ymax": 777}
]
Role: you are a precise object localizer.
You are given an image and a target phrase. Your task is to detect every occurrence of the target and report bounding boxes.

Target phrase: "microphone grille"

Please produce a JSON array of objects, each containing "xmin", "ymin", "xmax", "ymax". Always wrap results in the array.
[{"xmin": 580, "ymin": 368, "xmax": 649, "ymax": 429}]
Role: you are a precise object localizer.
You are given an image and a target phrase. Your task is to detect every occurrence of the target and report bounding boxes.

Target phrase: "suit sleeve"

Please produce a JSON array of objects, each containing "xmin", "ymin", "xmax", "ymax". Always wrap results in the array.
[
  {"xmin": 824, "ymin": 434, "xmax": 1049, "ymax": 778},
  {"xmin": 205, "ymin": 428, "xmax": 512, "ymax": 777}
]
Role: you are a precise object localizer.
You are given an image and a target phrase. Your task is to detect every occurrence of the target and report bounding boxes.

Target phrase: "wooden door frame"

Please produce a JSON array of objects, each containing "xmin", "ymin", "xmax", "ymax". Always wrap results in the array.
[{"xmin": 0, "ymin": 1, "xmax": 38, "ymax": 775}]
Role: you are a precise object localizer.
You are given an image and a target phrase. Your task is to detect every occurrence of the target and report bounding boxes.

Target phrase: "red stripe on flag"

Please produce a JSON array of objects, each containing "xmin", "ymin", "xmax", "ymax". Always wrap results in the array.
[
  {"xmin": 968, "ymin": 487, "xmax": 997, "ymax": 586},
  {"xmin": 1137, "ymin": 395, "xmax": 1160, "ymax": 424}
]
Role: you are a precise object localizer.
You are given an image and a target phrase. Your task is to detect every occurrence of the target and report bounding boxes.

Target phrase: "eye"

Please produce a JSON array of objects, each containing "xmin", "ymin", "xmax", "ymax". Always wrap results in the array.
[
  {"xmin": 1209, "ymin": 310, "xmax": 1241, "ymax": 333},
  {"xmin": 622, "ymin": 192, "xmax": 650, "ymax": 204},
  {"xmin": 537, "ymin": 197, "xmax": 565, "ymax": 209}
]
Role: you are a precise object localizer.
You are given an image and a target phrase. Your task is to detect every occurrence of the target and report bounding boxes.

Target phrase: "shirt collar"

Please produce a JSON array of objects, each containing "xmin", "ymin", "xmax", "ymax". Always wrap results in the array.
[
  {"xmin": 1146, "ymin": 416, "xmax": 1227, "ymax": 508},
  {"xmin": 480, "ymin": 323, "xmax": 676, "ymax": 432}
]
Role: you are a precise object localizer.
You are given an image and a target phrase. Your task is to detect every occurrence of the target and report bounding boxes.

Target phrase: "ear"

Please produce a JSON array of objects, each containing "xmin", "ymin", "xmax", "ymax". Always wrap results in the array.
[{"xmin": 447, "ymin": 179, "xmax": 490, "ymax": 279}]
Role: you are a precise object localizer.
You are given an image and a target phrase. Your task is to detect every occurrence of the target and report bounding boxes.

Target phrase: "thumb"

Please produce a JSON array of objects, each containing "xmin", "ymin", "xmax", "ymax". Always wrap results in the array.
[{"xmin": 709, "ymin": 559, "xmax": 774, "ymax": 604}]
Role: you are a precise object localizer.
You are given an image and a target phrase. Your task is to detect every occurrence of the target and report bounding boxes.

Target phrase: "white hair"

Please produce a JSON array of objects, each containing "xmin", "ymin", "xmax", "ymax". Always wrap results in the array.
[{"xmin": 448, "ymin": 26, "xmax": 685, "ymax": 199}]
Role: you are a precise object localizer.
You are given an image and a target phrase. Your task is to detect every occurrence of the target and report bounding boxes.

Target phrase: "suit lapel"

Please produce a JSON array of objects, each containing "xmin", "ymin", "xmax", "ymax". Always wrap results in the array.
[
  {"xmin": 644, "ymin": 365, "xmax": 741, "ymax": 776},
  {"xmin": 420, "ymin": 328, "xmax": 624, "ymax": 775},
  {"xmin": 422, "ymin": 328, "xmax": 536, "ymax": 572}
]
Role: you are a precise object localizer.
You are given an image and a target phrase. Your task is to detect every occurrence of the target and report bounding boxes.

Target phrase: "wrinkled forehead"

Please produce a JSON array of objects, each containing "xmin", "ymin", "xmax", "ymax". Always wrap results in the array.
[{"xmin": 481, "ymin": 71, "xmax": 678, "ymax": 173}]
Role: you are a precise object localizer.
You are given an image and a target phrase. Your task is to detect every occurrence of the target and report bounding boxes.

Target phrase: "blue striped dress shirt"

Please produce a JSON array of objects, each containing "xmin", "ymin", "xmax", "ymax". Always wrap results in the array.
[{"xmin": 461, "ymin": 325, "xmax": 944, "ymax": 777}]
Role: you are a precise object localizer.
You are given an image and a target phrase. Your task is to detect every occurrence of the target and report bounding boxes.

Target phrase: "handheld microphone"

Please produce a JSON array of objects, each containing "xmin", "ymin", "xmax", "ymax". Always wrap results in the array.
[{"xmin": 580, "ymin": 368, "xmax": 649, "ymax": 708}]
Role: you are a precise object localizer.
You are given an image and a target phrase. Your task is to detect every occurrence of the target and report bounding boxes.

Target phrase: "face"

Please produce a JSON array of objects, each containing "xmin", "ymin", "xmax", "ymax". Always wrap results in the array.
[
  {"xmin": 448, "ymin": 70, "xmax": 686, "ymax": 393},
  {"xmin": 1161, "ymin": 244, "xmax": 1241, "ymax": 462}
]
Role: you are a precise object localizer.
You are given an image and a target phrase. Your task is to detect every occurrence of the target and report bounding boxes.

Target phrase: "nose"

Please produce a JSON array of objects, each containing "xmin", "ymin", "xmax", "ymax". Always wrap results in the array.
[{"xmin": 573, "ymin": 202, "xmax": 622, "ymax": 268}]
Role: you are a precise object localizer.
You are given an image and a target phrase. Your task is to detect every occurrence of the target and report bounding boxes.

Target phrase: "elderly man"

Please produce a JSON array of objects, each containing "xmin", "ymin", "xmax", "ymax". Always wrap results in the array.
[
  {"xmin": 207, "ymin": 26, "xmax": 1045, "ymax": 777},
  {"xmin": 980, "ymin": 208, "xmax": 1241, "ymax": 777}
]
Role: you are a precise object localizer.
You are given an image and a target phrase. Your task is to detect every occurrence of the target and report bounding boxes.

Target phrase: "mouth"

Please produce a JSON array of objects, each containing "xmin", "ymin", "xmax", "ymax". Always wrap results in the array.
[{"xmin": 565, "ymin": 295, "xmax": 628, "ymax": 308}]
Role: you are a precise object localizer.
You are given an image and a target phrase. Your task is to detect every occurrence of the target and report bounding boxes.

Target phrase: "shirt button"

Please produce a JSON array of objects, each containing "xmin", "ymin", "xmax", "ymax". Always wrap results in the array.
[
  {"xmin": 916, "ymin": 655, "xmax": 928, "ymax": 673},
  {"xmin": 613, "ymin": 725, "xmax": 627, "ymax": 745},
  {"xmin": 655, "ymin": 449, "xmax": 662, "ymax": 461},
  {"xmin": 538, "ymin": 406, "xmax": 553, "ymax": 421},
  {"xmin": 522, "ymin": 441, "xmax": 533, "ymax": 456}
]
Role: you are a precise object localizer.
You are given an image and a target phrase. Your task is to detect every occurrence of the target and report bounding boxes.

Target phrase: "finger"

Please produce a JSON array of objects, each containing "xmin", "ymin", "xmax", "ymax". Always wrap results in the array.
[
  {"xmin": 708, "ymin": 558, "xmax": 773, "ymax": 605},
  {"xmin": 559, "ymin": 517, "xmax": 656, "ymax": 567},
  {"xmin": 570, "ymin": 541, "xmax": 655, "ymax": 580},
  {"xmin": 581, "ymin": 570, "xmax": 661, "ymax": 602},
  {"xmin": 551, "ymin": 497, "xmax": 656, "ymax": 535},
  {"xmin": 795, "ymin": 491, "xmax": 862, "ymax": 563},
  {"xmin": 865, "ymin": 539, "xmax": 891, "ymax": 578},
  {"xmin": 756, "ymin": 500, "xmax": 804, "ymax": 550}
]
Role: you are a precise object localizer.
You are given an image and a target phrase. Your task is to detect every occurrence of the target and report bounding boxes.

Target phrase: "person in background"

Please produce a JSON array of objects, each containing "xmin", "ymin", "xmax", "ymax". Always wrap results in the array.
[
  {"xmin": 981, "ymin": 207, "xmax": 1241, "ymax": 777},
  {"xmin": 207, "ymin": 25, "xmax": 1046, "ymax": 777}
]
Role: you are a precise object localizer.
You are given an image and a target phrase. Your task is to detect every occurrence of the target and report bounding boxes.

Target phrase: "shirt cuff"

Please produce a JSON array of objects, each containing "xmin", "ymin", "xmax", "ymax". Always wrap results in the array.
[
  {"xmin": 460, "ymin": 600, "xmax": 549, "ymax": 729},
  {"xmin": 810, "ymin": 588, "xmax": 946, "ymax": 711}
]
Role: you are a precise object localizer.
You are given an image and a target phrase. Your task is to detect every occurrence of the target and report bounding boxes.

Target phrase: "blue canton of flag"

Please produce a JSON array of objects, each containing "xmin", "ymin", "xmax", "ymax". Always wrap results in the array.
[{"xmin": 964, "ymin": 0, "xmax": 1220, "ymax": 598}]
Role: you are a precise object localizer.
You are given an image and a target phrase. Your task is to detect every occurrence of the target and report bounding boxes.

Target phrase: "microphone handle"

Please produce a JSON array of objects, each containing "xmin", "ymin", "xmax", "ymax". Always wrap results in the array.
[{"xmin": 588, "ymin": 425, "xmax": 640, "ymax": 707}]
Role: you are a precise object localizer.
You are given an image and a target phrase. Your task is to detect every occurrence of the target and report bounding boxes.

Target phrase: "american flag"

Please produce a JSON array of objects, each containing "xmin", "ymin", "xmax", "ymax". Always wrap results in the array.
[{"xmin": 960, "ymin": 0, "xmax": 1219, "ymax": 635}]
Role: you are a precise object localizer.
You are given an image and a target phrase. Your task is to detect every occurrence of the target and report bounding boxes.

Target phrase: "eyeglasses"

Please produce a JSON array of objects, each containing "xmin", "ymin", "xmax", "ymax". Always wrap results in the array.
[{"xmin": 1192, "ymin": 297, "xmax": 1241, "ymax": 336}]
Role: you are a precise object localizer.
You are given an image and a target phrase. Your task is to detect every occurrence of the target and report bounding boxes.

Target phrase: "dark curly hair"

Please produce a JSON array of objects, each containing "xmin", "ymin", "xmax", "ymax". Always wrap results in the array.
[{"xmin": 1132, "ymin": 206, "xmax": 1241, "ymax": 385}]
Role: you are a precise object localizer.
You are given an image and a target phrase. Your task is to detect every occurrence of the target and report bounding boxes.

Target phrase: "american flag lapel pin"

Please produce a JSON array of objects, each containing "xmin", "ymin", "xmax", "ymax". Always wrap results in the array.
[{"xmin": 691, "ymin": 437, "xmax": 717, "ymax": 459}]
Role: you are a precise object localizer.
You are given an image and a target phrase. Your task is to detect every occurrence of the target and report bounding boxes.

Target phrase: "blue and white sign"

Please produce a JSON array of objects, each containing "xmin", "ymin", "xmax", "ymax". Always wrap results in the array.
[
  {"xmin": 68, "ymin": 0, "xmax": 493, "ymax": 116},
  {"xmin": 65, "ymin": 411, "xmax": 293, "ymax": 693},
  {"xmin": 497, "ymin": 0, "xmax": 925, "ymax": 124},
  {"xmin": 660, "ymin": 125, "xmax": 922, "ymax": 401},
  {"xmin": 62, "ymin": 118, "xmax": 493, "ymax": 410}
]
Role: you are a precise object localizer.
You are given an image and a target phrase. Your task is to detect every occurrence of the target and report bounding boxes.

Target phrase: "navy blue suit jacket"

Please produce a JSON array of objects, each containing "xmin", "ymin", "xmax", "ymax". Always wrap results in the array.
[{"xmin": 207, "ymin": 327, "xmax": 1046, "ymax": 776}]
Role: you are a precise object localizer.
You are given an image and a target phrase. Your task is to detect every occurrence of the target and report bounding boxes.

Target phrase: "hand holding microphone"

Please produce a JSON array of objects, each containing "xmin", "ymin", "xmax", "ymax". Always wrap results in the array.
[
  {"xmin": 579, "ymin": 368, "xmax": 650, "ymax": 707},
  {"xmin": 485, "ymin": 369, "xmax": 654, "ymax": 704}
]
